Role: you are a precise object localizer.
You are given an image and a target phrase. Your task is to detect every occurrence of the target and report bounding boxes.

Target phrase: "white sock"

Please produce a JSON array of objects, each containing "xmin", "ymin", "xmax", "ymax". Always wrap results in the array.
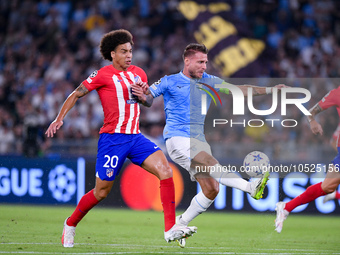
[
  {"xmin": 210, "ymin": 164, "xmax": 251, "ymax": 193},
  {"xmin": 180, "ymin": 191, "xmax": 214, "ymax": 225}
]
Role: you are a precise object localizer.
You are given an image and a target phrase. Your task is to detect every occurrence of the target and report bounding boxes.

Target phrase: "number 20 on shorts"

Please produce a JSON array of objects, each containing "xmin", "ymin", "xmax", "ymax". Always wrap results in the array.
[{"xmin": 103, "ymin": 155, "xmax": 119, "ymax": 168}]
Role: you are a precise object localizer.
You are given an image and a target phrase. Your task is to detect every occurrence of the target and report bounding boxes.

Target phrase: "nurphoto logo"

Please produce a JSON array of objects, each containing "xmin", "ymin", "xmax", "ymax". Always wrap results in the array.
[{"xmin": 200, "ymin": 82, "xmax": 311, "ymax": 128}]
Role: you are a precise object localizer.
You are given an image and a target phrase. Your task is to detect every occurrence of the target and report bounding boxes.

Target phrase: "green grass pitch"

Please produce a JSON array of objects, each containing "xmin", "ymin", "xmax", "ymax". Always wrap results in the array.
[{"xmin": 0, "ymin": 205, "xmax": 339, "ymax": 254}]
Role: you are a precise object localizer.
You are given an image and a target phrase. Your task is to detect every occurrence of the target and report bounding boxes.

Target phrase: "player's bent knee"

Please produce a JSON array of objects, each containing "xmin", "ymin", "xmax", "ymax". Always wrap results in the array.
[
  {"xmin": 96, "ymin": 193, "xmax": 108, "ymax": 201},
  {"xmin": 94, "ymin": 189, "xmax": 110, "ymax": 201},
  {"xmin": 158, "ymin": 165, "xmax": 173, "ymax": 180},
  {"xmin": 323, "ymin": 186, "xmax": 337, "ymax": 194},
  {"xmin": 321, "ymin": 176, "xmax": 340, "ymax": 193},
  {"xmin": 321, "ymin": 183, "xmax": 338, "ymax": 194}
]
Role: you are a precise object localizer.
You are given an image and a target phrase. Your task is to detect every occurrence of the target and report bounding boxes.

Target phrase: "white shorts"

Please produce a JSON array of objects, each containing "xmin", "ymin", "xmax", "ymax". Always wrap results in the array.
[{"xmin": 166, "ymin": 136, "xmax": 212, "ymax": 181}]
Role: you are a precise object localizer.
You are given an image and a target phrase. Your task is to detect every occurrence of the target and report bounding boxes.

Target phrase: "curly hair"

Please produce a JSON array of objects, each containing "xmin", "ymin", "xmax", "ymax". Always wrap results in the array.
[
  {"xmin": 100, "ymin": 29, "xmax": 134, "ymax": 61},
  {"xmin": 182, "ymin": 43, "xmax": 208, "ymax": 60}
]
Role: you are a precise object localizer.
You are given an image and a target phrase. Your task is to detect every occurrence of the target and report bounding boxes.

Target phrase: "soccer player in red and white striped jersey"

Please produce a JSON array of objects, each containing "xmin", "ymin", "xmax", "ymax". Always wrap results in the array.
[
  {"xmin": 46, "ymin": 29, "xmax": 196, "ymax": 247},
  {"xmin": 84, "ymin": 64, "xmax": 145, "ymax": 134},
  {"xmin": 275, "ymin": 86, "xmax": 340, "ymax": 233}
]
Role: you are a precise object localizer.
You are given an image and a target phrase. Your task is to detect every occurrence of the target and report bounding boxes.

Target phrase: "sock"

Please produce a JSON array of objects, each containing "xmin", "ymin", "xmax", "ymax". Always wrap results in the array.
[
  {"xmin": 285, "ymin": 182, "xmax": 326, "ymax": 212},
  {"xmin": 210, "ymin": 164, "xmax": 250, "ymax": 192},
  {"xmin": 67, "ymin": 189, "xmax": 99, "ymax": 227},
  {"xmin": 160, "ymin": 177, "xmax": 176, "ymax": 232},
  {"xmin": 335, "ymin": 192, "xmax": 340, "ymax": 200},
  {"xmin": 180, "ymin": 191, "xmax": 214, "ymax": 225}
]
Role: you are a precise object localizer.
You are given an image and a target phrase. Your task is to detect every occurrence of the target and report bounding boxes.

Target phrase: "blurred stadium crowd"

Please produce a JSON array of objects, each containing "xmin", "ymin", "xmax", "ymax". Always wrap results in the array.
[{"xmin": 1, "ymin": 0, "xmax": 340, "ymax": 161}]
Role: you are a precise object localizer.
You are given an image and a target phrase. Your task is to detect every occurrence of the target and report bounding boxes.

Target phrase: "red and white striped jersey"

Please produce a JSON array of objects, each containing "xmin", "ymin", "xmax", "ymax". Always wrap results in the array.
[
  {"xmin": 318, "ymin": 86, "xmax": 340, "ymax": 118},
  {"xmin": 319, "ymin": 86, "xmax": 340, "ymax": 147},
  {"xmin": 82, "ymin": 64, "xmax": 147, "ymax": 134}
]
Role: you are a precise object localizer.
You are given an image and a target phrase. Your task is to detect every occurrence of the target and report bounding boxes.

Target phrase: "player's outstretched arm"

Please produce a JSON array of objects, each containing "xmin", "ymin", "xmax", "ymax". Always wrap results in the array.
[
  {"xmin": 45, "ymin": 83, "xmax": 89, "ymax": 138},
  {"xmin": 307, "ymin": 103, "xmax": 324, "ymax": 135},
  {"xmin": 238, "ymin": 84, "xmax": 289, "ymax": 96}
]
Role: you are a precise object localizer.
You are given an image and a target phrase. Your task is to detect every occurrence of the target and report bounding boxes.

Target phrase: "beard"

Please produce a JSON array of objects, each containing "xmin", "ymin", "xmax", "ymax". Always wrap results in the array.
[{"xmin": 188, "ymin": 69, "xmax": 203, "ymax": 79}]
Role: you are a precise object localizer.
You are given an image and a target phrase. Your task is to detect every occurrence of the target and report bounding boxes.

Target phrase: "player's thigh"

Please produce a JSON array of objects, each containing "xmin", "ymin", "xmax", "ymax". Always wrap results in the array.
[
  {"xmin": 192, "ymin": 151, "xmax": 218, "ymax": 168},
  {"xmin": 95, "ymin": 133, "xmax": 129, "ymax": 181},
  {"xmin": 166, "ymin": 136, "xmax": 191, "ymax": 170},
  {"xmin": 166, "ymin": 136, "xmax": 215, "ymax": 168},
  {"xmin": 128, "ymin": 134, "xmax": 171, "ymax": 180},
  {"xmin": 190, "ymin": 138, "xmax": 217, "ymax": 167},
  {"xmin": 166, "ymin": 137, "xmax": 215, "ymax": 180},
  {"xmin": 166, "ymin": 136, "xmax": 197, "ymax": 180},
  {"xmin": 141, "ymin": 150, "xmax": 172, "ymax": 180}
]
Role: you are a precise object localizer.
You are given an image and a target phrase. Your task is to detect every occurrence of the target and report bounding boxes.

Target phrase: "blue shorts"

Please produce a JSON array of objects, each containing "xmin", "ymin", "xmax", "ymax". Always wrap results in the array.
[
  {"xmin": 332, "ymin": 147, "xmax": 340, "ymax": 168},
  {"xmin": 96, "ymin": 133, "xmax": 161, "ymax": 181}
]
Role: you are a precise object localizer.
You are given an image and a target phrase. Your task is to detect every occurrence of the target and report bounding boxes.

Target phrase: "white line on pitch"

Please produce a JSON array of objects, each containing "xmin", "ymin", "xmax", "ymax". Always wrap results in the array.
[
  {"xmin": 1, "ymin": 243, "xmax": 339, "ymax": 254},
  {"xmin": 1, "ymin": 252, "xmax": 340, "ymax": 255},
  {"xmin": 0, "ymin": 243, "xmax": 337, "ymax": 252}
]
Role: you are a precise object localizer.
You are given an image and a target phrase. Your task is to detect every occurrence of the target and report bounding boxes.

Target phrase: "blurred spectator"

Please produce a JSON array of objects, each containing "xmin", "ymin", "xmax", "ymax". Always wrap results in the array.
[{"xmin": 0, "ymin": 0, "xmax": 340, "ymax": 161}]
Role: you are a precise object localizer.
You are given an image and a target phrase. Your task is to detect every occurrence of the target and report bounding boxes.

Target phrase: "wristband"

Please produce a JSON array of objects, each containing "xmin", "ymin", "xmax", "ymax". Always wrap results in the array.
[{"xmin": 265, "ymin": 87, "xmax": 272, "ymax": 94}]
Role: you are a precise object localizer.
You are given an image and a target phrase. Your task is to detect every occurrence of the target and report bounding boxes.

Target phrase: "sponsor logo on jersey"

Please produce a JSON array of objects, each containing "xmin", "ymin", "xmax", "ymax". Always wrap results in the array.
[{"xmin": 126, "ymin": 99, "xmax": 137, "ymax": 104}]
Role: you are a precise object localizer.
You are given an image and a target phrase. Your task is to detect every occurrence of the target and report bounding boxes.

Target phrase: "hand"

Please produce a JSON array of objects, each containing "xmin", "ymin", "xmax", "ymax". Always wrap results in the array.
[
  {"xmin": 45, "ymin": 120, "xmax": 63, "ymax": 138},
  {"xmin": 309, "ymin": 120, "xmax": 323, "ymax": 136},
  {"xmin": 130, "ymin": 83, "xmax": 147, "ymax": 103},
  {"xmin": 136, "ymin": 80, "xmax": 149, "ymax": 94},
  {"xmin": 274, "ymin": 84, "xmax": 290, "ymax": 90}
]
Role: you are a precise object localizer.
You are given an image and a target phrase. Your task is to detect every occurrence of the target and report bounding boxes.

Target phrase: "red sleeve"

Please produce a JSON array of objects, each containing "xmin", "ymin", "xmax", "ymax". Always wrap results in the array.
[
  {"xmin": 134, "ymin": 66, "xmax": 148, "ymax": 84},
  {"xmin": 318, "ymin": 87, "xmax": 340, "ymax": 110},
  {"xmin": 82, "ymin": 69, "xmax": 105, "ymax": 92}
]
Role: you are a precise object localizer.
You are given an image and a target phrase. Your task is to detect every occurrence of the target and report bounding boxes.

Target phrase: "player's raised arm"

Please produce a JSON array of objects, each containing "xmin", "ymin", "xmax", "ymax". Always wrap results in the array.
[
  {"xmin": 238, "ymin": 84, "xmax": 288, "ymax": 96},
  {"xmin": 219, "ymin": 83, "xmax": 289, "ymax": 96},
  {"xmin": 307, "ymin": 103, "xmax": 324, "ymax": 135},
  {"xmin": 45, "ymin": 83, "xmax": 89, "ymax": 137}
]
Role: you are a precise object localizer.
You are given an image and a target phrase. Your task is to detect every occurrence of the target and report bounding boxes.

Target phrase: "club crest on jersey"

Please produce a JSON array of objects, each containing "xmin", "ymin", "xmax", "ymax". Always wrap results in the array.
[
  {"xmin": 134, "ymin": 75, "xmax": 140, "ymax": 83},
  {"xmin": 106, "ymin": 169, "xmax": 114, "ymax": 178}
]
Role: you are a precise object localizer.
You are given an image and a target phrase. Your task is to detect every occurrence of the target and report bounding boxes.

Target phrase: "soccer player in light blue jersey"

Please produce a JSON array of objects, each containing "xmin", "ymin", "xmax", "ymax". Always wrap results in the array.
[{"xmin": 131, "ymin": 43, "xmax": 286, "ymax": 247}]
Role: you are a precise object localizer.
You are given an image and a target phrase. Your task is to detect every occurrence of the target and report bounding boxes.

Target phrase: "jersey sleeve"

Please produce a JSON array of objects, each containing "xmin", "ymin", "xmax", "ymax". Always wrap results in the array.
[
  {"xmin": 212, "ymin": 76, "xmax": 225, "ymax": 92},
  {"xmin": 318, "ymin": 88, "xmax": 340, "ymax": 110},
  {"xmin": 202, "ymin": 74, "xmax": 225, "ymax": 92},
  {"xmin": 82, "ymin": 69, "xmax": 105, "ymax": 92},
  {"xmin": 134, "ymin": 66, "xmax": 148, "ymax": 83},
  {"xmin": 140, "ymin": 69, "xmax": 148, "ymax": 84},
  {"xmin": 149, "ymin": 76, "xmax": 168, "ymax": 98}
]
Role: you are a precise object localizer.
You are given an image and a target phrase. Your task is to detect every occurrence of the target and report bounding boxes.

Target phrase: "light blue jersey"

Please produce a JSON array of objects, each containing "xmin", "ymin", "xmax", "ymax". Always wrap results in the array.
[{"xmin": 150, "ymin": 71, "xmax": 224, "ymax": 142}]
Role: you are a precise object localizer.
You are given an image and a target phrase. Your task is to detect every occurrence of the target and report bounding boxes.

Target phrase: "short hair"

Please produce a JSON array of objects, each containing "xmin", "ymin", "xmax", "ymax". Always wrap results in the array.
[
  {"xmin": 183, "ymin": 43, "xmax": 208, "ymax": 60},
  {"xmin": 100, "ymin": 29, "xmax": 134, "ymax": 61}
]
